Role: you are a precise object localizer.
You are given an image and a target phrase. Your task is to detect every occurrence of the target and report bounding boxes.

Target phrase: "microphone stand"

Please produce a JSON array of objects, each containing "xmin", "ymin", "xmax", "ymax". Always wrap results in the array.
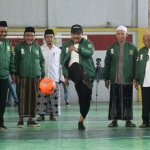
[
  {"xmin": 95, "ymin": 67, "xmax": 100, "ymax": 111},
  {"xmin": 95, "ymin": 58, "xmax": 102, "ymax": 111},
  {"xmin": 95, "ymin": 58, "xmax": 103, "ymax": 111}
]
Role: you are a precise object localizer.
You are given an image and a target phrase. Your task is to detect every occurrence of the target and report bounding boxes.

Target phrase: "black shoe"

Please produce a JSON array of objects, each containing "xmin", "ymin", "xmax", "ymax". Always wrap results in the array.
[
  {"xmin": 50, "ymin": 117, "xmax": 57, "ymax": 121},
  {"xmin": 125, "ymin": 121, "xmax": 136, "ymax": 127},
  {"xmin": 14, "ymin": 102, "xmax": 18, "ymax": 107},
  {"xmin": 83, "ymin": 72, "xmax": 93, "ymax": 89},
  {"xmin": 139, "ymin": 124, "xmax": 149, "ymax": 128},
  {"xmin": 0, "ymin": 126, "xmax": 7, "ymax": 129},
  {"xmin": 27, "ymin": 121, "xmax": 40, "ymax": 127},
  {"xmin": 37, "ymin": 115, "xmax": 45, "ymax": 121},
  {"xmin": 17, "ymin": 121, "xmax": 24, "ymax": 128},
  {"xmin": 66, "ymin": 102, "xmax": 70, "ymax": 107},
  {"xmin": 108, "ymin": 120, "xmax": 118, "ymax": 127},
  {"xmin": 78, "ymin": 122, "xmax": 85, "ymax": 130}
]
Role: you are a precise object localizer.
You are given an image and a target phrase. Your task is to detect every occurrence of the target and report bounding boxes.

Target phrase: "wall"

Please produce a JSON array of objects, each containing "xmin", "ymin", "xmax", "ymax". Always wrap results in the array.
[{"xmin": 0, "ymin": 0, "xmax": 148, "ymax": 28}]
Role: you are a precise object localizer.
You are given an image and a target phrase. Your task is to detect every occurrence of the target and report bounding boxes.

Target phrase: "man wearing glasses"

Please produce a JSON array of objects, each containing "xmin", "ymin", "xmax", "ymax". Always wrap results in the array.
[
  {"xmin": 60, "ymin": 24, "xmax": 95, "ymax": 130},
  {"xmin": 14, "ymin": 27, "xmax": 45, "ymax": 128}
]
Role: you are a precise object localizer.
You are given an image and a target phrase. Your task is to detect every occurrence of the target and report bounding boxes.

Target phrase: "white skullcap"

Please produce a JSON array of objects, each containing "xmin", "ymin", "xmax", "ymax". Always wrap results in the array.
[{"xmin": 116, "ymin": 25, "xmax": 127, "ymax": 33}]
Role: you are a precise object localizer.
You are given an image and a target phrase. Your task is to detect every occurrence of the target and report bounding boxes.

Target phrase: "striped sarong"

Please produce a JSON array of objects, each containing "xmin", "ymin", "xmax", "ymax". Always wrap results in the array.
[{"xmin": 18, "ymin": 77, "xmax": 39, "ymax": 118}]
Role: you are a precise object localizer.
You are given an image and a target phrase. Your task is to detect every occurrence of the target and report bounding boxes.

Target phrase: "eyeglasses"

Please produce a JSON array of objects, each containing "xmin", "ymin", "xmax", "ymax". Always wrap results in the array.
[
  {"xmin": 143, "ymin": 39, "xmax": 150, "ymax": 43},
  {"xmin": 25, "ymin": 34, "xmax": 35, "ymax": 38},
  {"xmin": 0, "ymin": 30, "xmax": 7, "ymax": 34},
  {"xmin": 72, "ymin": 33, "xmax": 82, "ymax": 36}
]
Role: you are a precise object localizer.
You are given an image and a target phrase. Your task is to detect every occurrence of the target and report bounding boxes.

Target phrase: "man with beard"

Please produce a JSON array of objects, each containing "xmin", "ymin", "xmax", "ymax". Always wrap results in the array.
[
  {"xmin": 0, "ymin": 21, "xmax": 15, "ymax": 129},
  {"xmin": 103, "ymin": 25, "xmax": 138, "ymax": 127},
  {"xmin": 60, "ymin": 24, "xmax": 95, "ymax": 130},
  {"xmin": 37, "ymin": 29, "xmax": 62, "ymax": 121},
  {"xmin": 15, "ymin": 27, "xmax": 45, "ymax": 128}
]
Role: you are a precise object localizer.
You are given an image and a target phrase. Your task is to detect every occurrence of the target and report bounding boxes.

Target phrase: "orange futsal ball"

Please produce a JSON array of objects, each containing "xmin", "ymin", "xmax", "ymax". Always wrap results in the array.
[{"xmin": 40, "ymin": 78, "xmax": 56, "ymax": 95}]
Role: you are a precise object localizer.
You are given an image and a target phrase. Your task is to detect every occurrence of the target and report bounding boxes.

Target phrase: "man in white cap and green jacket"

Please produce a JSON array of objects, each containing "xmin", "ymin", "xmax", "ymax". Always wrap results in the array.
[
  {"xmin": 135, "ymin": 30, "xmax": 150, "ymax": 128},
  {"xmin": 103, "ymin": 25, "xmax": 138, "ymax": 127}
]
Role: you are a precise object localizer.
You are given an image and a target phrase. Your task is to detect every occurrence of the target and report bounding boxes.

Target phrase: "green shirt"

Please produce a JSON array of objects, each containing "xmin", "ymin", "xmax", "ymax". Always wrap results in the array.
[
  {"xmin": 0, "ymin": 39, "xmax": 15, "ymax": 79},
  {"xmin": 60, "ymin": 38, "xmax": 95, "ymax": 80},
  {"xmin": 14, "ymin": 42, "xmax": 45, "ymax": 78},
  {"xmin": 135, "ymin": 46, "xmax": 149, "ymax": 86},
  {"xmin": 103, "ymin": 41, "xmax": 138, "ymax": 83}
]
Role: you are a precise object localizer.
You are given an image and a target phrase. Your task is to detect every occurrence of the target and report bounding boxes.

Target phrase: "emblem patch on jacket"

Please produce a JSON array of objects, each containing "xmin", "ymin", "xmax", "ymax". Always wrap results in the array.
[
  {"xmin": 21, "ymin": 49, "xmax": 25, "ymax": 54},
  {"xmin": 7, "ymin": 46, "xmax": 10, "ymax": 51},
  {"xmin": 36, "ymin": 50, "xmax": 39, "ymax": 54},
  {"xmin": 88, "ymin": 44, "xmax": 92, "ymax": 48},
  {"xmin": 129, "ymin": 49, "xmax": 133, "ymax": 55},
  {"xmin": 111, "ymin": 49, "xmax": 114, "ymax": 54},
  {"xmin": 66, "ymin": 47, "xmax": 69, "ymax": 53},
  {"xmin": 140, "ymin": 54, "xmax": 143, "ymax": 60}
]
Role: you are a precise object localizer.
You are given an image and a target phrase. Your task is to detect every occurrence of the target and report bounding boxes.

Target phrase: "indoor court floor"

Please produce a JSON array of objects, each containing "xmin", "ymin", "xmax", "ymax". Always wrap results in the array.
[{"xmin": 0, "ymin": 102, "xmax": 150, "ymax": 150}]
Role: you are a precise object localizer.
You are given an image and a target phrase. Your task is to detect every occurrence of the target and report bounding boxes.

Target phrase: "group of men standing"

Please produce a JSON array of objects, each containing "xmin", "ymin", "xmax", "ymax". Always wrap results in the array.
[
  {"xmin": 0, "ymin": 20, "xmax": 150, "ymax": 130},
  {"xmin": 0, "ymin": 21, "xmax": 63, "ymax": 129}
]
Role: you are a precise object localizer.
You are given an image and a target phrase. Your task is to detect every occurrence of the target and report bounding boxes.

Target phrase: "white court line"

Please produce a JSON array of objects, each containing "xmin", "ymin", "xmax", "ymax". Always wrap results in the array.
[{"xmin": 0, "ymin": 136, "xmax": 150, "ymax": 142}]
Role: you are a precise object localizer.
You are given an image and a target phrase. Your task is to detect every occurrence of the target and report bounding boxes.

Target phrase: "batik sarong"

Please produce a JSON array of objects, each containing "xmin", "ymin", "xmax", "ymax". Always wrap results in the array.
[{"xmin": 37, "ymin": 83, "xmax": 61, "ymax": 116}]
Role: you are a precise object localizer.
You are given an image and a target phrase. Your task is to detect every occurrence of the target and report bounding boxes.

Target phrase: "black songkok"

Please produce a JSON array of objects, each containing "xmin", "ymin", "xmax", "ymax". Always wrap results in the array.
[
  {"xmin": 44, "ymin": 29, "xmax": 54, "ymax": 36},
  {"xmin": 24, "ymin": 27, "xmax": 35, "ymax": 34},
  {"xmin": 0, "ymin": 21, "xmax": 7, "ymax": 27}
]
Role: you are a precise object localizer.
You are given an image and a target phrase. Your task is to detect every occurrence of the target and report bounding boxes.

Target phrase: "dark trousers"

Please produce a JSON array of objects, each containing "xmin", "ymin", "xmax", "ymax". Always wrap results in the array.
[
  {"xmin": 0, "ymin": 79, "xmax": 8, "ymax": 126},
  {"xmin": 68, "ymin": 62, "xmax": 92, "ymax": 119},
  {"xmin": 141, "ymin": 87, "xmax": 150, "ymax": 125}
]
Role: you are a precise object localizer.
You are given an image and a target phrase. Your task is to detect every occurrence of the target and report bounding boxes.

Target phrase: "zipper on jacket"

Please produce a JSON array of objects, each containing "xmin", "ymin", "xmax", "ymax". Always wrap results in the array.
[{"xmin": 30, "ymin": 47, "xmax": 32, "ymax": 77}]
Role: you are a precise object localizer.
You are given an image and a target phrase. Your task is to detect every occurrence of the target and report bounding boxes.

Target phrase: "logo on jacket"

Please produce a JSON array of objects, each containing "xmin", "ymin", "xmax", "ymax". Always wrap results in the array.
[
  {"xmin": 111, "ymin": 49, "xmax": 114, "ymax": 54},
  {"xmin": 7, "ymin": 46, "xmax": 10, "ymax": 51},
  {"xmin": 66, "ymin": 47, "xmax": 69, "ymax": 53},
  {"xmin": 21, "ymin": 49, "xmax": 25, "ymax": 54},
  {"xmin": 140, "ymin": 54, "xmax": 143, "ymax": 61},
  {"xmin": 36, "ymin": 50, "xmax": 39, "ymax": 54},
  {"xmin": 88, "ymin": 44, "xmax": 92, "ymax": 48},
  {"xmin": 129, "ymin": 49, "xmax": 133, "ymax": 55}
]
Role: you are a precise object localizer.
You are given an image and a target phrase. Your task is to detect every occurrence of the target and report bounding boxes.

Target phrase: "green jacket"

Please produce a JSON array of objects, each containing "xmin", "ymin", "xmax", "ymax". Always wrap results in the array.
[
  {"xmin": 0, "ymin": 39, "xmax": 15, "ymax": 79},
  {"xmin": 135, "ymin": 46, "xmax": 148, "ymax": 86},
  {"xmin": 14, "ymin": 42, "xmax": 45, "ymax": 78},
  {"xmin": 103, "ymin": 41, "xmax": 138, "ymax": 83},
  {"xmin": 60, "ymin": 38, "xmax": 95, "ymax": 80}
]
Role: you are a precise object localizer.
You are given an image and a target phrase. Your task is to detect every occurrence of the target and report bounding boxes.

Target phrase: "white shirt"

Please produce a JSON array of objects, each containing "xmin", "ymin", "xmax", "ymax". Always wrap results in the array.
[
  {"xmin": 41, "ymin": 44, "xmax": 64, "ymax": 82},
  {"xmin": 143, "ymin": 49, "xmax": 150, "ymax": 87},
  {"xmin": 69, "ymin": 44, "xmax": 79, "ymax": 67}
]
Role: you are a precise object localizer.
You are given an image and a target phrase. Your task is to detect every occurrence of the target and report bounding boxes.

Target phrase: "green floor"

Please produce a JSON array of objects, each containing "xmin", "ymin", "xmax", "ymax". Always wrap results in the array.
[{"xmin": 0, "ymin": 102, "xmax": 150, "ymax": 150}]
